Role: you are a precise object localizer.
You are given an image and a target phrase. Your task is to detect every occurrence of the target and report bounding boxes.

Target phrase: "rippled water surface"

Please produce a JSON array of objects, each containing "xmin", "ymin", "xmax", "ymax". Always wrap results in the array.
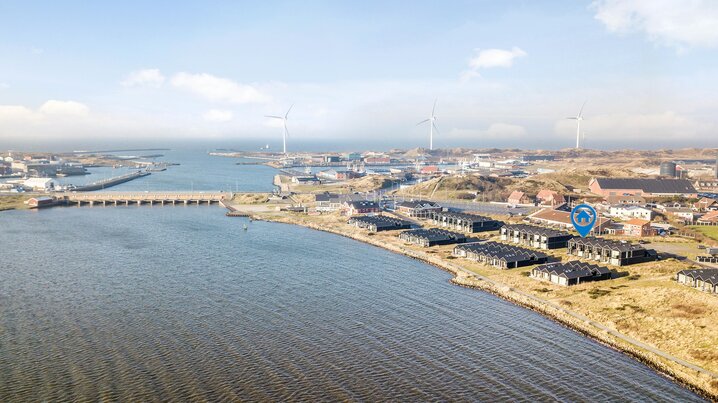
[{"xmin": 0, "ymin": 207, "xmax": 703, "ymax": 401}]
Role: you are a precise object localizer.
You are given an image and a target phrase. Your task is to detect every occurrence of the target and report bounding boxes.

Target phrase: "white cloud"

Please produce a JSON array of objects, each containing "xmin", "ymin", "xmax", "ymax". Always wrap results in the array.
[
  {"xmin": 461, "ymin": 47, "xmax": 527, "ymax": 81},
  {"xmin": 592, "ymin": 0, "xmax": 718, "ymax": 48},
  {"xmin": 121, "ymin": 68, "xmax": 166, "ymax": 88},
  {"xmin": 171, "ymin": 72, "xmax": 270, "ymax": 104},
  {"xmin": 38, "ymin": 100, "xmax": 89, "ymax": 116},
  {"xmin": 202, "ymin": 109, "xmax": 233, "ymax": 122}
]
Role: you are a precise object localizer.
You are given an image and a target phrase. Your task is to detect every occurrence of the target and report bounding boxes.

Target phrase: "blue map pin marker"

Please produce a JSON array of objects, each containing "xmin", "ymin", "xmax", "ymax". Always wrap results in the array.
[{"xmin": 570, "ymin": 204, "xmax": 597, "ymax": 237}]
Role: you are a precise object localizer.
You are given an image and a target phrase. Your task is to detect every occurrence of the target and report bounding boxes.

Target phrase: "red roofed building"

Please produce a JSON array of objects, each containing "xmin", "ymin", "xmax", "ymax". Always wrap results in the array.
[
  {"xmin": 420, "ymin": 165, "xmax": 440, "ymax": 175},
  {"xmin": 535, "ymin": 189, "xmax": 565, "ymax": 207},
  {"xmin": 622, "ymin": 218, "xmax": 654, "ymax": 237},
  {"xmin": 507, "ymin": 190, "xmax": 532, "ymax": 206}
]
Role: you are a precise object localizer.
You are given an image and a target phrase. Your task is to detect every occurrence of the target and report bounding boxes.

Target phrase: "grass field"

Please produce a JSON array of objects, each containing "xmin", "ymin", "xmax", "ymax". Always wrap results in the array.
[
  {"xmin": 690, "ymin": 226, "xmax": 718, "ymax": 242},
  {"xmin": 0, "ymin": 194, "xmax": 29, "ymax": 211}
]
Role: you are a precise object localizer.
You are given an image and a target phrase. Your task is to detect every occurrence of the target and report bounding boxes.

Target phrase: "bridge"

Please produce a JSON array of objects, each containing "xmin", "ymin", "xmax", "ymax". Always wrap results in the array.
[{"xmin": 61, "ymin": 191, "xmax": 233, "ymax": 206}]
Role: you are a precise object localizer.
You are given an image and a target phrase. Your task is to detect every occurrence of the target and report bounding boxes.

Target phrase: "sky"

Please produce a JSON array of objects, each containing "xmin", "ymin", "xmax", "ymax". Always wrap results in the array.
[{"xmin": 1, "ymin": 0, "xmax": 718, "ymax": 150}]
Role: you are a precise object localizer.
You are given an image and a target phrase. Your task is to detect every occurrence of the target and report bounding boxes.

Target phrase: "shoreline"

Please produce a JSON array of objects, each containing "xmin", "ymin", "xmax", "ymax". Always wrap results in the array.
[{"xmin": 251, "ymin": 212, "xmax": 718, "ymax": 401}]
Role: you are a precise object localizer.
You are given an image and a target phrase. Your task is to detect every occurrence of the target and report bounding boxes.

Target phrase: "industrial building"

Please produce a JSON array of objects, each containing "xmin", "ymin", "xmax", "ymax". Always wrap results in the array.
[
  {"xmin": 500, "ymin": 224, "xmax": 573, "ymax": 250},
  {"xmin": 659, "ymin": 161, "xmax": 677, "ymax": 178},
  {"xmin": 430, "ymin": 211, "xmax": 503, "ymax": 233},
  {"xmin": 347, "ymin": 215, "xmax": 413, "ymax": 232},
  {"xmin": 588, "ymin": 178, "xmax": 698, "ymax": 198},
  {"xmin": 453, "ymin": 241, "xmax": 548, "ymax": 269},
  {"xmin": 567, "ymin": 237, "xmax": 658, "ymax": 266},
  {"xmin": 676, "ymin": 269, "xmax": 718, "ymax": 294},
  {"xmin": 531, "ymin": 261, "xmax": 612, "ymax": 286},
  {"xmin": 398, "ymin": 228, "xmax": 467, "ymax": 247}
]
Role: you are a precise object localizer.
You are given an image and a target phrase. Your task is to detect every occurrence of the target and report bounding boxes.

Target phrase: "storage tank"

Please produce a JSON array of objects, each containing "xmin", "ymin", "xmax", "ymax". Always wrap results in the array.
[{"xmin": 660, "ymin": 161, "xmax": 677, "ymax": 178}]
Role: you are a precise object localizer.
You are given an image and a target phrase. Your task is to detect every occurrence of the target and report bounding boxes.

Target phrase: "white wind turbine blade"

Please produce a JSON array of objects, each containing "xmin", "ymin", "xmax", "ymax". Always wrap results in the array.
[
  {"xmin": 416, "ymin": 119, "xmax": 430, "ymax": 126},
  {"xmin": 285, "ymin": 104, "xmax": 294, "ymax": 119},
  {"xmin": 432, "ymin": 121, "xmax": 440, "ymax": 136},
  {"xmin": 432, "ymin": 98, "xmax": 438, "ymax": 117},
  {"xmin": 265, "ymin": 115, "xmax": 283, "ymax": 119},
  {"xmin": 578, "ymin": 100, "xmax": 587, "ymax": 118}
]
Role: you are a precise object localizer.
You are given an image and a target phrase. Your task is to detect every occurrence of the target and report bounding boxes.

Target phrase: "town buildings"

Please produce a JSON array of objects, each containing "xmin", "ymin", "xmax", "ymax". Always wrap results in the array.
[
  {"xmin": 567, "ymin": 237, "xmax": 658, "ymax": 266},
  {"xmin": 342, "ymin": 200, "xmax": 381, "ymax": 216},
  {"xmin": 347, "ymin": 215, "xmax": 413, "ymax": 232},
  {"xmin": 500, "ymin": 224, "xmax": 573, "ymax": 250},
  {"xmin": 588, "ymin": 178, "xmax": 698, "ymax": 198},
  {"xmin": 431, "ymin": 211, "xmax": 503, "ymax": 233},
  {"xmin": 621, "ymin": 218, "xmax": 654, "ymax": 237},
  {"xmin": 396, "ymin": 200, "xmax": 442, "ymax": 218},
  {"xmin": 607, "ymin": 204, "xmax": 655, "ymax": 221},
  {"xmin": 399, "ymin": 228, "xmax": 467, "ymax": 247},
  {"xmin": 676, "ymin": 269, "xmax": 718, "ymax": 294},
  {"xmin": 527, "ymin": 208, "xmax": 612, "ymax": 235},
  {"xmin": 453, "ymin": 241, "xmax": 548, "ymax": 269},
  {"xmin": 507, "ymin": 190, "xmax": 532, "ymax": 206},
  {"xmin": 531, "ymin": 261, "xmax": 612, "ymax": 286},
  {"xmin": 535, "ymin": 189, "xmax": 565, "ymax": 207}
]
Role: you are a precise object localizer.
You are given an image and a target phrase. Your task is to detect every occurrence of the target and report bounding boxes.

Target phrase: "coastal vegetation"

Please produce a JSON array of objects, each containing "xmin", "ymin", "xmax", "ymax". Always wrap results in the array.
[
  {"xmin": 0, "ymin": 194, "xmax": 30, "ymax": 211},
  {"xmin": 690, "ymin": 226, "xmax": 718, "ymax": 242}
]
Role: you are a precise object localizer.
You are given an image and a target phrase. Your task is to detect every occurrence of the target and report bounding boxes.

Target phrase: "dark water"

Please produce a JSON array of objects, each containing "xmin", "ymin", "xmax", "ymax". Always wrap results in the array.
[
  {"xmin": 54, "ymin": 149, "xmax": 277, "ymax": 192},
  {"xmin": 0, "ymin": 207, "xmax": 703, "ymax": 402}
]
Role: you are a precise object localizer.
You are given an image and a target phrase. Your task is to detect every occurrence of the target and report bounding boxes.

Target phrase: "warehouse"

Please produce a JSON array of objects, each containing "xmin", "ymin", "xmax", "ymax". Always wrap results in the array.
[
  {"xmin": 431, "ymin": 211, "xmax": 503, "ymax": 233},
  {"xmin": 398, "ymin": 228, "xmax": 466, "ymax": 247},
  {"xmin": 588, "ymin": 177, "xmax": 698, "ymax": 198},
  {"xmin": 531, "ymin": 261, "xmax": 612, "ymax": 286},
  {"xmin": 500, "ymin": 224, "xmax": 573, "ymax": 250},
  {"xmin": 348, "ymin": 215, "xmax": 413, "ymax": 232},
  {"xmin": 676, "ymin": 269, "xmax": 718, "ymax": 294},
  {"xmin": 567, "ymin": 237, "xmax": 658, "ymax": 266},
  {"xmin": 453, "ymin": 241, "xmax": 548, "ymax": 269}
]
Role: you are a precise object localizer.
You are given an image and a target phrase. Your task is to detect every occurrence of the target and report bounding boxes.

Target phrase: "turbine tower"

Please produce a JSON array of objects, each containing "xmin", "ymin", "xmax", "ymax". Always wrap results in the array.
[
  {"xmin": 417, "ymin": 98, "xmax": 439, "ymax": 151},
  {"xmin": 265, "ymin": 104, "xmax": 293, "ymax": 154},
  {"xmin": 567, "ymin": 101, "xmax": 586, "ymax": 149}
]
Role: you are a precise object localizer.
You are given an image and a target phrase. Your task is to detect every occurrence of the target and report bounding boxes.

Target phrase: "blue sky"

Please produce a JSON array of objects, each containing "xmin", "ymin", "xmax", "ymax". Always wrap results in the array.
[{"xmin": 1, "ymin": 0, "xmax": 718, "ymax": 150}]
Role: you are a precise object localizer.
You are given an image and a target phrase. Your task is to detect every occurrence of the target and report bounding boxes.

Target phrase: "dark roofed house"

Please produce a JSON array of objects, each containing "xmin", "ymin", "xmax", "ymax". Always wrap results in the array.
[
  {"xmin": 588, "ymin": 177, "xmax": 697, "ymax": 198},
  {"xmin": 567, "ymin": 237, "xmax": 657, "ymax": 266},
  {"xmin": 677, "ymin": 269, "xmax": 718, "ymax": 294},
  {"xmin": 348, "ymin": 215, "xmax": 413, "ymax": 232},
  {"xmin": 431, "ymin": 211, "xmax": 503, "ymax": 233},
  {"xmin": 500, "ymin": 224, "xmax": 573, "ymax": 250},
  {"xmin": 454, "ymin": 241, "xmax": 548, "ymax": 269},
  {"xmin": 342, "ymin": 200, "xmax": 381, "ymax": 216},
  {"xmin": 396, "ymin": 200, "xmax": 442, "ymax": 218},
  {"xmin": 399, "ymin": 228, "xmax": 466, "ymax": 247},
  {"xmin": 531, "ymin": 261, "xmax": 612, "ymax": 286},
  {"xmin": 315, "ymin": 192, "xmax": 339, "ymax": 212}
]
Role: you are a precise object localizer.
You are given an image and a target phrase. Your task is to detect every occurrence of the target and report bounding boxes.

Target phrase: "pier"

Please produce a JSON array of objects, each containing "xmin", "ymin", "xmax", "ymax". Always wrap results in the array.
[
  {"xmin": 72, "ymin": 171, "xmax": 150, "ymax": 192},
  {"xmin": 62, "ymin": 192, "xmax": 232, "ymax": 206}
]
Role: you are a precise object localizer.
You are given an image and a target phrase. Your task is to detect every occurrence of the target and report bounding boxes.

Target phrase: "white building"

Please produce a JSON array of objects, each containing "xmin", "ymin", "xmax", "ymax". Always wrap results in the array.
[
  {"xmin": 607, "ymin": 204, "xmax": 655, "ymax": 221},
  {"xmin": 23, "ymin": 177, "xmax": 58, "ymax": 191}
]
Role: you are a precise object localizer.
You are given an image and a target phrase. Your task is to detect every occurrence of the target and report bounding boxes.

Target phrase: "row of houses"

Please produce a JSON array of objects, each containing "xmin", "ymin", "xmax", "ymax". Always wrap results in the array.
[
  {"xmin": 676, "ymin": 269, "xmax": 718, "ymax": 294},
  {"xmin": 453, "ymin": 241, "xmax": 548, "ymax": 269},
  {"xmin": 567, "ymin": 237, "xmax": 658, "ymax": 266},
  {"xmin": 398, "ymin": 228, "xmax": 467, "ymax": 247},
  {"xmin": 430, "ymin": 211, "xmax": 503, "ymax": 233},
  {"xmin": 500, "ymin": 224, "xmax": 574, "ymax": 250},
  {"xmin": 531, "ymin": 261, "xmax": 612, "ymax": 286},
  {"xmin": 347, "ymin": 215, "xmax": 413, "ymax": 232}
]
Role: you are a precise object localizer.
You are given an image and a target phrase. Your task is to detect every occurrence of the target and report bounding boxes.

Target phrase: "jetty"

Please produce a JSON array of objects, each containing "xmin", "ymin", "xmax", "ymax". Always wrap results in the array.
[
  {"xmin": 62, "ymin": 191, "xmax": 232, "ymax": 206},
  {"xmin": 72, "ymin": 171, "xmax": 150, "ymax": 191}
]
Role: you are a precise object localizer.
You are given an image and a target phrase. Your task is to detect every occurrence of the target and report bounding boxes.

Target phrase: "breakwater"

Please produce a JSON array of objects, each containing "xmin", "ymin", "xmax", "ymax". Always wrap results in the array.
[{"xmin": 72, "ymin": 171, "xmax": 150, "ymax": 191}]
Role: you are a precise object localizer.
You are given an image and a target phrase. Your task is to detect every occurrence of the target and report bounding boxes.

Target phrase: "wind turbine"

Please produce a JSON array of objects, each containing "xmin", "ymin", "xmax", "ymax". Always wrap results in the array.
[
  {"xmin": 265, "ymin": 104, "xmax": 293, "ymax": 154},
  {"xmin": 417, "ymin": 98, "xmax": 439, "ymax": 151},
  {"xmin": 567, "ymin": 101, "xmax": 586, "ymax": 149}
]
